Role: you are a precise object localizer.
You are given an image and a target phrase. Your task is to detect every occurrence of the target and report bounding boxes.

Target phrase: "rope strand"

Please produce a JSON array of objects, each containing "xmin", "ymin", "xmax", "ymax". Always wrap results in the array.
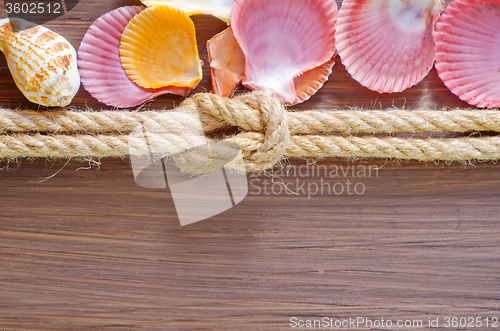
[
  {"xmin": 0, "ymin": 92, "xmax": 499, "ymax": 172},
  {"xmin": 2, "ymin": 100, "xmax": 500, "ymax": 135}
]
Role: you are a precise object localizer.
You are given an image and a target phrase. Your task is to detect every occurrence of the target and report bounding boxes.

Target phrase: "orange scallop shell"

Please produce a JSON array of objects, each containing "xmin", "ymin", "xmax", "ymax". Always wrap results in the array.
[{"xmin": 119, "ymin": 5, "xmax": 202, "ymax": 89}]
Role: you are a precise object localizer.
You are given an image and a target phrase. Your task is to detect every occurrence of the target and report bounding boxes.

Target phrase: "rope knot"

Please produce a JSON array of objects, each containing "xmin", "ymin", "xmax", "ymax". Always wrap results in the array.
[{"xmin": 181, "ymin": 91, "xmax": 290, "ymax": 172}]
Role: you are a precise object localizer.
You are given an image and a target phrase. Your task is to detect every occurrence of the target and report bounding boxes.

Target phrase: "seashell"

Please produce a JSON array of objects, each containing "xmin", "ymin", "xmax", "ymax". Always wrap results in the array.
[
  {"xmin": 207, "ymin": 26, "xmax": 245, "ymax": 97},
  {"xmin": 293, "ymin": 58, "xmax": 335, "ymax": 105},
  {"xmin": 207, "ymin": 26, "xmax": 336, "ymax": 104},
  {"xmin": 230, "ymin": 0, "xmax": 337, "ymax": 104},
  {"xmin": 78, "ymin": 6, "xmax": 190, "ymax": 108},
  {"xmin": 335, "ymin": 0, "xmax": 444, "ymax": 93},
  {"xmin": 435, "ymin": 0, "xmax": 500, "ymax": 108},
  {"xmin": 140, "ymin": 0, "xmax": 233, "ymax": 23},
  {"xmin": 119, "ymin": 5, "xmax": 202, "ymax": 90},
  {"xmin": 0, "ymin": 17, "xmax": 80, "ymax": 107}
]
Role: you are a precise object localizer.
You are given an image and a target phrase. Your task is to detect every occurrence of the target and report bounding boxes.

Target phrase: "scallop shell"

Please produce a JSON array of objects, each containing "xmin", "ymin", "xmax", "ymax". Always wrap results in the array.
[
  {"xmin": 140, "ymin": 0, "xmax": 233, "ymax": 23},
  {"xmin": 207, "ymin": 26, "xmax": 335, "ymax": 104},
  {"xmin": 335, "ymin": 0, "xmax": 444, "ymax": 93},
  {"xmin": 207, "ymin": 27, "xmax": 245, "ymax": 97},
  {"xmin": 293, "ymin": 58, "xmax": 335, "ymax": 105},
  {"xmin": 230, "ymin": 0, "xmax": 337, "ymax": 104},
  {"xmin": 0, "ymin": 18, "xmax": 80, "ymax": 107},
  {"xmin": 435, "ymin": 0, "xmax": 500, "ymax": 108},
  {"xmin": 78, "ymin": 6, "xmax": 190, "ymax": 108},
  {"xmin": 119, "ymin": 5, "xmax": 202, "ymax": 90}
]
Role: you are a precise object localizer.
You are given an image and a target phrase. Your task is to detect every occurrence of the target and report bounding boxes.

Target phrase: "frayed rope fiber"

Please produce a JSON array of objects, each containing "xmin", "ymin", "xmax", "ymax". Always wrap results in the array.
[{"xmin": 1, "ymin": 91, "xmax": 500, "ymax": 172}]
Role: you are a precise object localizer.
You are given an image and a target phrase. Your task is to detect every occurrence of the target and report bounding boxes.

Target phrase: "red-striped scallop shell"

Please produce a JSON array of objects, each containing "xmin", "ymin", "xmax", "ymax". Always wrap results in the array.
[
  {"xmin": 435, "ymin": 0, "xmax": 500, "ymax": 108},
  {"xmin": 335, "ymin": 0, "xmax": 444, "ymax": 93}
]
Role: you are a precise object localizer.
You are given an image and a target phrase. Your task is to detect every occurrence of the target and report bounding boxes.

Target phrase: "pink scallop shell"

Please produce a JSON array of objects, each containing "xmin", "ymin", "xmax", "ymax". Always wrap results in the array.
[
  {"xmin": 335, "ymin": 0, "xmax": 444, "ymax": 93},
  {"xmin": 435, "ymin": 0, "xmax": 500, "ymax": 108},
  {"xmin": 230, "ymin": 0, "xmax": 337, "ymax": 104},
  {"xmin": 78, "ymin": 6, "xmax": 190, "ymax": 108},
  {"xmin": 207, "ymin": 26, "xmax": 335, "ymax": 105}
]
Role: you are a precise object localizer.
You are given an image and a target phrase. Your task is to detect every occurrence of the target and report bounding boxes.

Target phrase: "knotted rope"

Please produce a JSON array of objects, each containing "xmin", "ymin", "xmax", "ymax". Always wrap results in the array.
[{"xmin": 1, "ymin": 91, "xmax": 500, "ymax": 172}]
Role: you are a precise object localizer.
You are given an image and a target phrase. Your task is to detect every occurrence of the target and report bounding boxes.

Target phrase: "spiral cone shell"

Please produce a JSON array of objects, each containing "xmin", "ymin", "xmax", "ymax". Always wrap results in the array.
[{"xmin": 0, "ymin": 18, "xmax": 80, "ymax": 107}]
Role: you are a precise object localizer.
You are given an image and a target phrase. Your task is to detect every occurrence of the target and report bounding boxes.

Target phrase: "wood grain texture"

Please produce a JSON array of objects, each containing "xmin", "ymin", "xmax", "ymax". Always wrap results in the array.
[{"xmin": 1, "ymin": 1, "xmax": 499, "ymax": 330}]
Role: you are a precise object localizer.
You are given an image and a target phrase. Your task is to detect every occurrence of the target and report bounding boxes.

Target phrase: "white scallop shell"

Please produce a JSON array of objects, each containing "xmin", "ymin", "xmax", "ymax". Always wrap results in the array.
[
  {"xmin": 0, "ymin": 18, "xmax": 80, "ymax": 107},
  {"xmin": 141, "ymin": 0, "xmax": 233, "ymax": 23}
]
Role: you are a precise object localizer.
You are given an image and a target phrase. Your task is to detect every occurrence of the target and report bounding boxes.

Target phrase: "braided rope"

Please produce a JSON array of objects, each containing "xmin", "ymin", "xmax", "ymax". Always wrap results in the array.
[
  {"xmin": 232, "ymin": 134, "xmax": 500, "ymax": 161},
  {"xmin": 0, "ymin": 92, "xmax": 499, "ymax": 172},
  {"xmin": 2, "ymin": 96, "xmax": 500, "ymax": 135}
]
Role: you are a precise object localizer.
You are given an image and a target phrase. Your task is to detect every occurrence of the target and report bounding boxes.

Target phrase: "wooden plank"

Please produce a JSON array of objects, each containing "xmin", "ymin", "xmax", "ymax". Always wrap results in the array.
[{"xmin": 0, "ymin": 1, "xmax": 499, "ymax": 330}]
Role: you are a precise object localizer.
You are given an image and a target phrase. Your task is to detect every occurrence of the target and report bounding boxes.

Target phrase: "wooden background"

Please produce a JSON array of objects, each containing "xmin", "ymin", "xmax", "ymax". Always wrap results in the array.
[{"xmin": 1, "ymin": 1, "xmax": 500, "ymax": 330}]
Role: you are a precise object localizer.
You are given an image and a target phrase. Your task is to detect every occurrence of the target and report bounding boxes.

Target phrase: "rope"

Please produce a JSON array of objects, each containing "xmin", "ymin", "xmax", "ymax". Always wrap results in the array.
[
  {"xmin": 3, "ymin": 95, "xmax": 500, "ymax": 135},
  {"xmin": 232, "ymin": 133, "xmax": 500, "ymax": 161},
  {"xmin": 0, "ymin": 92, "xmax": 499, "ymax": 173}
]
